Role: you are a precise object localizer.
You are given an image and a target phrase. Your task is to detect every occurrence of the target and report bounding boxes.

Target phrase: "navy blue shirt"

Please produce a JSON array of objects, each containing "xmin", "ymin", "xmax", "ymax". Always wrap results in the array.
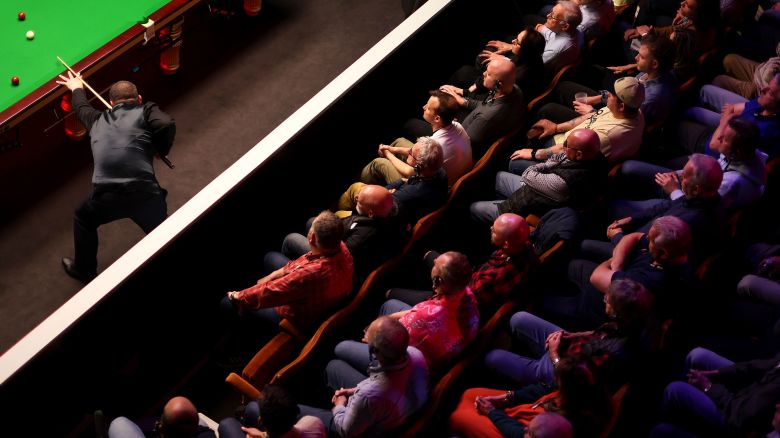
[{"xmin": 387, "ymin": 168, "xmax": 448, "ymax": 223}]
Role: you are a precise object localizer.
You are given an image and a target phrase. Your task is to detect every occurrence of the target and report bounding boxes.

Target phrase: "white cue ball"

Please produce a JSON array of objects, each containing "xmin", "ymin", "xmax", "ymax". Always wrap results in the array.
[{"xmin": 26, "ymin": 30, "xmax": 35, "ymax": 40}]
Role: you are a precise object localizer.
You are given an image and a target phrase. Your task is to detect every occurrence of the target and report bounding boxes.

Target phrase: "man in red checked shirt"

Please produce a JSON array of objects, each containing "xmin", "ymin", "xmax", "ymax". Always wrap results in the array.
[{"xmin": 225, "ymin": 211, "xmax": 354, "ymax": 338}]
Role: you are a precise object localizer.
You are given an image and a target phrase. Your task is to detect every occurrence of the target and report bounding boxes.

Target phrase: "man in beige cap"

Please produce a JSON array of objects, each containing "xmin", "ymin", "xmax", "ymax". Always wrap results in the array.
[{"xmin": 510, "ymin": 76, "xmax": 645, "ymax": 167}]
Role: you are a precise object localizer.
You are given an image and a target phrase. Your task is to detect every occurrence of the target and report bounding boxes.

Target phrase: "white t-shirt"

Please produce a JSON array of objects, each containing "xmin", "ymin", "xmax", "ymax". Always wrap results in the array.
[{"xmin": 432, "ymin": 121, "xmax": 473, "ymax": 185}]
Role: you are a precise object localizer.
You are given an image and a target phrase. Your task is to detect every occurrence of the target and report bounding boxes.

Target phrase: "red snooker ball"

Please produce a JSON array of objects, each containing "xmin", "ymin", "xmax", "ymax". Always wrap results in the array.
[
  {"xmin": 11, "ymin": 76, "xmax": 20, "ymax": 86},
  {"xmin": 18, "ymin": 12, "xmax": 26, "ymax": 21}
]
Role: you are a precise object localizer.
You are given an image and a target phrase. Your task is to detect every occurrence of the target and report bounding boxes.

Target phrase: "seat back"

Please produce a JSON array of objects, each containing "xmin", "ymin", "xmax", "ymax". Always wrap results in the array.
[{"xmin": 527, "ymin": 64, "xmax": 576, "ymax": 113}]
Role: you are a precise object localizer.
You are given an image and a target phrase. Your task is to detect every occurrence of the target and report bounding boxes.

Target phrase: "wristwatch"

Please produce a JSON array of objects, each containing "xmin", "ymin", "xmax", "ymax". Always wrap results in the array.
[{"xmin": 599, "ymin": 89, "xmax": 609, "ymax": 106}]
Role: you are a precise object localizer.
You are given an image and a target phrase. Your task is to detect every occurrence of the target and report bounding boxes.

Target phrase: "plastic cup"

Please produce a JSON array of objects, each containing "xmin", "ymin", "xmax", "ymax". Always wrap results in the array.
[{"xmin": 575, "ymin": 92, "xmax": 588, "ymax": 103}]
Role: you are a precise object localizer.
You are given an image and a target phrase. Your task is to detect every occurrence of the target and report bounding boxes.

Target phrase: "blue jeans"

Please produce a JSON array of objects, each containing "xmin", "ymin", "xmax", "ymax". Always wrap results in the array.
[
  {"xmin": 470, "ymin": 200, "xmax": 502, "ymax": 225},
  {"xmin": 578, "ymin": 239, "xmax": 614, "ymax": 263},
  {"xmin": 326, "ymin": 355, "xmax": 370, "ymax": 390},
  {"xmin": 685, "ymin": 85, "xmax": 749, "ymax": 130},
  {"xmin": 683, "ymin": 347, "xmax": 734, "ymax": 374},
  {"xmin": 660, "ymin": 382, "xmax": 726, "ymax": 435},
  {"xmin": 281, "ymin": 232, "xmax": 311, "ymax": 260},
  {"xmin": 657, "ymin": 348, "xmax": 733, "ymax": 436},
  {"xmin": 469, "ymin": 171, "xmax": 526, "ymax": 224},
  {"xmin": 484, "ymin": 311, "xmax": 561, "ymax": 386},
  {"xmin": 386, "ymin": 288, "xmax": 432, "ymax": 305},
  {"xmin": 496, "ymin": 171, "xmax": 524, "ymax": 198},
  {"xmin": 539, "ymin": 259, "xmax": 607, "ymax": 328},
  {"xmin": 218, "ymin": 401, "xmax": 261, "ymax": 438},
  {"xmin": 326, "ymin": 299, "xmax": 413, "ymax": 390},
  {"xmin": 609, "ymin": 198, "xmax": 668, "ymax": 222},
  {"xmin": 649, "ymin": 422, "xmax": 701, "ymax": 438},
  {"xmin": 697, "ymin": 84, "xmax": 749, "ymax": 113},
  {"xmin": 737, "ymin": 275, "xmax": 780, "ymax": 306},
  {"xmin": 618, "ymin": 160, "xmax": 676, "ymax": 200},
  {"xmin": 380, "ymin": 299, "xmax": 413, "ymax": 315},
  {"xmin": 508, "ymin": 159, "xmax": 536, "ymax": 175}
]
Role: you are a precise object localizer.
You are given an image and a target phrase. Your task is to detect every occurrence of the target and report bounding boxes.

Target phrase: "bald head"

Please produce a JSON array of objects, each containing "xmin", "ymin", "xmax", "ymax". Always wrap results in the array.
[
  {"xmin": 527, "ymin": 412, "xmax": 573, "ymax": 438},
  {"xmin": 109, "ymin": 80, "xmax": 140, "ymax": 105},
  {"xmin": 491, "ymin": 213, "xmax": 530, "ymax": 254},
  {"xmin": 565, "ymin": 129, "xmax": 601, "ymax": 161},
  {"xmin": 486, "ymin": 57, "xmax": 517, "ymax": 94},
  {"xmin": 366, "ymin": 316, "xmax": 409, "ymax": 365},
  {"xmin": 160, "ymin": 396, "xmax": 199, "ymax": 438},
  {"xmin": 356, "ymin": 185, "xmax": 394, "ymax": 218}
]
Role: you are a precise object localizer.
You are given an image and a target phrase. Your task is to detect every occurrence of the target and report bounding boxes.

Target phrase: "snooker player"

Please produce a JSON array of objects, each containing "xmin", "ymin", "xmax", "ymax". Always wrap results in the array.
[{"xmin": 56, "ymin": 71, "xmax": 176, "ymax": 282}]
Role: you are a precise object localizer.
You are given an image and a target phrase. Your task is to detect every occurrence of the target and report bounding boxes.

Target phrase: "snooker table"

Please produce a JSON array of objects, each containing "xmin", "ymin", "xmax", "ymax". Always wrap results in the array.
[{"xmin": 0, "ymin": 0, "xmax": 202, "ymax": 133}]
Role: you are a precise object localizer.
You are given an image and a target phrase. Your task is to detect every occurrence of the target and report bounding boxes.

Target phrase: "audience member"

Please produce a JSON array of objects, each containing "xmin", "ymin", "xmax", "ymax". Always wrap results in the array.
[
  {"xmin": 370, "ymin": 91, "xmax": 472, "ymax": 186},
  {"xmin": 712, "ymin": 42, "xmax": 780, "ymax": 100},
  {"xmin": 339, "ymin": 251, "xmax": 479, "ymax": 371},
  {"xmin": 440, "ymin": 56, "xmax": 527, "ymax": 154},
  {"xmin": 623, "ymin": 0, "xmax": 719, "ymax": 63},
  {"xmin": 538, "ymin": 1, "xmax": 586, "ymax": 71},
  {"xmin": 469, "ymin": 27, "xmax": 547, "ymax": 100},
  {"xmin": 218, "ymin": 385, "xmax": 325, "ymax": 438},
  {"xmin": 562, "ymin": 216, "xmax": 693, "ymax": 326},
  {"xmin": 388, "ymin": 213, "xmax": 537, "ymax": 313},
  {"xmin": 284, "ymin": 186, "xmax": 403, "ymax": 278},
  {"xmin": 595, "ymin": 33, "xmax": 677, "ymax": 128},
  {"xmin": 224, "ymin": 211, "xmax": 353, "ymax": 335},
  {"xmin": 597, "ymin": 154, "xmax": 724, "ymax": 265},
  {"xmin": 470, "ymin": 128, "xmax": 604, "ymax": 224},
  {"xmin": 619, "ymin": 118, "xmax": 766, "ymax": 212},
  {"xmin": 737, "ymin": 249, "xmax": 780, "ymax": 306},
  {"xmin": 449, "ymin": 355, "xmax": 612, "ymax": 438},
  {"xmin": 651, "ymin": 346, "xmax": 780, "ymax": 437},
  {"xmin": 682, "ymin": 72, "xmax": 780, "ymax": 158},
  {"xmin": 299, "ymin": 316, "xmax": 429, "ymax": 437},
  {"xmin": 512, "ymin": 77, "xmax": 645, "ymax": 168},
  {"xmin": 485, "ymin": 278, "xmax": 656, "ymax": 390},
  {"xmin": 575, "ymin": 0, "xmax": 616, "ymax": 39},
  {"xmin": 348, "ymin": 139, "xmax": 448, "ymax": 223},
  {"xmin": 108, "ymin": 396, "xmax": 215, "ymax": 438}
]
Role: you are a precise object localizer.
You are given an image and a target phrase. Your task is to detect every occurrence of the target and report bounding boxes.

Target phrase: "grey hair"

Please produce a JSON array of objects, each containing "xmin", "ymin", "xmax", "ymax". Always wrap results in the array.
[
  {"xmin": 558, "ymin": 0, "xmax": 583, "ymax": 28},
  {"xmin": 414, "ymin": 137, "xmax": 444, "ymax": 172}
]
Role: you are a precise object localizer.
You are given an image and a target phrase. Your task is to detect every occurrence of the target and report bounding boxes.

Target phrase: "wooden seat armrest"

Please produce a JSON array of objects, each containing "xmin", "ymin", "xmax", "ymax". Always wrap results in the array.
[
  {"xmin": 279, "ymin": 319, "xmax": 307, "ymax": 343},
  {"xmin": 527, "ymin": 64, "xmax": 575, "ymax": 112},
  {"xmin": 225, "ymin": 372, "xmax": 261, "ymax": 401},
  {"xmin": 539, "ymin": 240, "xmax": 564, "ymax": 264}
]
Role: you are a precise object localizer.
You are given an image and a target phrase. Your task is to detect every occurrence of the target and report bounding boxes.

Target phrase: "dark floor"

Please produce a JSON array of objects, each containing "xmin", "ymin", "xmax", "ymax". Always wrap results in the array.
[{"xmin": 0, "ymin": 0, "xmax": 405, "ymax": 353}]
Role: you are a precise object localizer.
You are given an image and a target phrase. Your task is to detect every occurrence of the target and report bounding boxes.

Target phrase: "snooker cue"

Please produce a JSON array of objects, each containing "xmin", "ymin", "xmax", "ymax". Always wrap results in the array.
[
  {"xmin": 57, "ymin": 56, "xmax": 111, "ymax": 109},
  {"xmin": 56, "ymin": 56, "xmax": 175, "ymax": 169}
]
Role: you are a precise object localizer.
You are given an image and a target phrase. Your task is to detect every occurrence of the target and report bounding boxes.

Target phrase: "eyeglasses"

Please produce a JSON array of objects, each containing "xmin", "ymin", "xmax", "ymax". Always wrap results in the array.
[
  {"xmin": 546, "ymin": 12, "xmax": 566, "ymax": 24},
  {"xmin": 562, "ymin": 140, "xmax": 582, "ymax": 152}
]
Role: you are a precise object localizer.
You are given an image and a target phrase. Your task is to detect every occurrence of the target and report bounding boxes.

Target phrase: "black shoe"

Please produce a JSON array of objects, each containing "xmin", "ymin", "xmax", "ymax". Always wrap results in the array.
[{"xmin": 62, "ymin": 257, "xmax": 96, "ymax": 282}]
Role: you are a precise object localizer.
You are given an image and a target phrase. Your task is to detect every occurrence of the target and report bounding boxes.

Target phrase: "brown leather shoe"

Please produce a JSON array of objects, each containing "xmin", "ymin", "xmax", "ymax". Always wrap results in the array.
[{"xmin": 62, "ymin": 257, "xmax": 96, "ymax": 283}]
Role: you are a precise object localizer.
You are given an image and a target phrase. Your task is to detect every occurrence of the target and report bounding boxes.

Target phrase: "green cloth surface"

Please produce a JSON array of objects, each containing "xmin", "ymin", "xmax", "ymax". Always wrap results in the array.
[{"xmin": 1, "ymin": 0, "xmax": 170, "ymax": 114}]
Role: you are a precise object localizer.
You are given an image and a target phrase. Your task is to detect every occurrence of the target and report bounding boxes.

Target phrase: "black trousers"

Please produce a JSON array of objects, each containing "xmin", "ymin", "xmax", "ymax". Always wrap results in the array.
[{"xmin": 73, "ymin": 185, "xmax": 167, "ymax": 275}]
